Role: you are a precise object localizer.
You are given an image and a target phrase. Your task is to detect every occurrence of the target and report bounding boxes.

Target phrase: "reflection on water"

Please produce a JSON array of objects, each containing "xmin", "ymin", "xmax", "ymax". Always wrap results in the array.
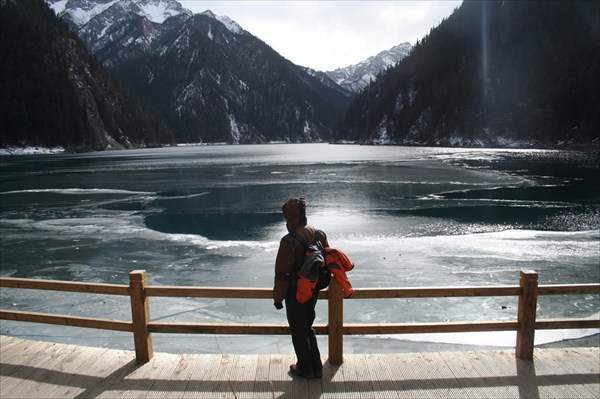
[{"xmin": 1, "ymin": 144, "xmax": 598, "ymax": 352}]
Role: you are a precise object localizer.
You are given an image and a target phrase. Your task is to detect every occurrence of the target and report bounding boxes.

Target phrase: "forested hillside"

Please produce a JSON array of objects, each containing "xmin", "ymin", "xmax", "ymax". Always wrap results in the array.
[
  {"xmin": 0, "ymin": 0, "xmax": 174, "ymax": 151},
  {"xmin": 338, "ymin": 1, "xmax": 600, "ymax": 147}
]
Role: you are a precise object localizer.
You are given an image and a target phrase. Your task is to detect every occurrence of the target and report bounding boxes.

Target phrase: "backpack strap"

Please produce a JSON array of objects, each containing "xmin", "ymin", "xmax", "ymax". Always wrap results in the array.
[{"xmin": 290, "ymin": 230, "xmax": 322, "ymax": 249}]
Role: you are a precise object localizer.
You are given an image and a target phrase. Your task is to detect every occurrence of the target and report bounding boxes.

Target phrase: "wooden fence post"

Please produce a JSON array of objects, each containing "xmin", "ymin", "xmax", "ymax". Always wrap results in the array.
[
  {"xmin": 129, "ymin": 270, "xmax": 153, "ymax": 362},
  {"xmin": 516, "ymin": 270, "xmax": 538, "ymax": 360},
  {"xmin": 328, "ymin": 278, "xmax": 344, "ymax": 365}
]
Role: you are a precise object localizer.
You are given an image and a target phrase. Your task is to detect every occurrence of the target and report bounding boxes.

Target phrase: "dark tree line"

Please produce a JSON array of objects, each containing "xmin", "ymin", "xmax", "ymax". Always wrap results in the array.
[
  {"xmin": 338, "ymin": 1, "xmax": 600, "ymax": 146},
  {"xmin": 0, "ymin": 0, "xmax": 174, "ymax": 151}
]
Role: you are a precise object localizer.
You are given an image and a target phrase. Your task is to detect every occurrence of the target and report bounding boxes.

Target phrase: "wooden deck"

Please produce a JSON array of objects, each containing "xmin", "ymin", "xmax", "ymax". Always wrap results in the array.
[{"xmin": 0, "ymin": 335, "xmax": 598, "ymax": 399}]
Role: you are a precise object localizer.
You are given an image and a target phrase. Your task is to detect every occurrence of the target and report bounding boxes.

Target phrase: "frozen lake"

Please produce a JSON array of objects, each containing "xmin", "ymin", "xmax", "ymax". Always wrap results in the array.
[{"xmin": 1, "ymin": 144, "xmax": 598, "ymax": 353}]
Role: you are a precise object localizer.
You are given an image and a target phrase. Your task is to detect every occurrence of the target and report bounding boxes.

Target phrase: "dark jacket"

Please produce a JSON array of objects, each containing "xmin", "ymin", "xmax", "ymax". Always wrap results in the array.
[{"xmin": 273, "ymin": 203, "xmax": 328, "ymax": 303}]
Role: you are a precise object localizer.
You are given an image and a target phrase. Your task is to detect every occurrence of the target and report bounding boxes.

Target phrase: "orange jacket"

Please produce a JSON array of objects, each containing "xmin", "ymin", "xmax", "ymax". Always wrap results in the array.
[
  {"xmin": 296, "ymin": 247, "xmax": 354, "ymax": 303},
  {"xmin": 325, "ymin": 247, "xmax": 354, "ymax": 298}
]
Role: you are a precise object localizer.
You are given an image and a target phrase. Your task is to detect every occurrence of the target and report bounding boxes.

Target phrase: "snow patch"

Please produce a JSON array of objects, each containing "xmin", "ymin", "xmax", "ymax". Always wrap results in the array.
[
  {"xmin": 201, "ymin": 10, "xmax": 244, "ymax": 35},
  {"xmin": 303, "ymin": 121, "xmax": 311, "ymax": 134},
  {"xmin": 228, "ymin": 114, "xmax": 241, "ymax": 143},
  {"xmin": 63, "ymin": 0, "xmax": 120, "ymax": 27},
  {"xmin": 48, "ymin": 0, "xmax": 68, "ymax": 14},
  {"xmin": 0, "ymin": 146, "xmax": 65, "ymax": 155},
  {"xmin": 138, "ymin": 0, "xmax": 181, "ymax": 24},
  {"xmin": 372, "ymin": 118, "xmax": 392, "ymax": 145}
]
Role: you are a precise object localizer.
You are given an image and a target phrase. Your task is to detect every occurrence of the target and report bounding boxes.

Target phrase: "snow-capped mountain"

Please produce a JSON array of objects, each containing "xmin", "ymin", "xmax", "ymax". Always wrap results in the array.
[
  {"xmin": 47, "ymin": 0, "xmax": 192, "ymax": 66},
  {"xmin": 46, "ymin": 0, "xmax": 351, "ymax": 144},
  {"xmin": 326, "ymin": 42, "xmax": 413, "ymax": 93},
  {"xmin": 48, "ymin": 0, "xmax": 189, "ymax": 26}
]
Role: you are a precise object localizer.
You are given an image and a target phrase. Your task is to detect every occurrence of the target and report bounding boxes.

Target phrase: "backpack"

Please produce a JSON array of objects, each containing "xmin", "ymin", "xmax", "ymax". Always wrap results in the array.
[{"xmin": 291, "ymin": 231, "xmax": 354, "ymax": 303}]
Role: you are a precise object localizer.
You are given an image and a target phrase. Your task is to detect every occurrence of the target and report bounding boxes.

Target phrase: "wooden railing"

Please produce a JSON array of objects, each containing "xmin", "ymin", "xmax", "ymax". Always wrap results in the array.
[{"xmin": 1, "ymin": 270, "xmax": 598, "ymax": 364}]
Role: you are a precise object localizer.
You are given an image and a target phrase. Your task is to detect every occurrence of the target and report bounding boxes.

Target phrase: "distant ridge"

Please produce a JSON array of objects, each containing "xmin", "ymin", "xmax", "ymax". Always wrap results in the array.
[{"xmin": 325, "ymin": 42, "xmax": 413, "ymax": 93}]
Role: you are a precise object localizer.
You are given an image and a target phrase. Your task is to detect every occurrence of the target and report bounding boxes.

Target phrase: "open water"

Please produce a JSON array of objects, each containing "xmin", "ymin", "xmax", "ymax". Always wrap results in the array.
[{"xmin": 0, "ymin": 144, "xmax": 598, "ymax": 354}]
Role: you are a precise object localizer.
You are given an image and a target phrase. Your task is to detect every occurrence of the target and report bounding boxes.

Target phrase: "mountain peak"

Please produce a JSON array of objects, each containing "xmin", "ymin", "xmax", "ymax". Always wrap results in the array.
[
  {"xmin": 134, "ymin": 0, "xmax": 190, "ymax": 23},
  {"xmin": 325, "ymin": 42, "xmax": 413, "ymax": 93},
  {"xmin": 46, "ymin": 0, "xmax": 191, "ymax": 26},
  {"xmin": 200, "ymin": 9, "xmax": 245, "ymax": 35}
]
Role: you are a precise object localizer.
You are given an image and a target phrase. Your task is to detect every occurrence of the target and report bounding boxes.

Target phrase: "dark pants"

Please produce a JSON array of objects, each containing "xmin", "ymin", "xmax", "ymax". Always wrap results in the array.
[{"xmin": 285, "ymin": 284, "xmax": 322, "ymax": 374}]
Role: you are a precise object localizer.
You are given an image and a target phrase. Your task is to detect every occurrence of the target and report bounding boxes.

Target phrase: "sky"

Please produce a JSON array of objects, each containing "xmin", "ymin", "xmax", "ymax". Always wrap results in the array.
[{"xmin": 179, "ymin": 1, "xmax": 463, "ymax": 71}]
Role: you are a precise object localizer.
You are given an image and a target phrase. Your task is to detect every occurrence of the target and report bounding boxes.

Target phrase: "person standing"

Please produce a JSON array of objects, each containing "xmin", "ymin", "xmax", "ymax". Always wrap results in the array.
[{"xmin": 273, "ymin": 197, "xmax": 329, "ymax": 379}]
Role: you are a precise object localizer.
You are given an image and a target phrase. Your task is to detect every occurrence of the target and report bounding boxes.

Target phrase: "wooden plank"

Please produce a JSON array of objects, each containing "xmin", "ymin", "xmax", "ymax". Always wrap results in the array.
[
  {"xmin": 181, "ymin": 354, "xmax": 221, "ymax": 399},
  {"xmin": 145, "ymin": 354, "xmax": 188, "ymax": 399},
  {"xmin": 0, "ymin": 335, "xmax": 18, "ymax": 349},
  {"xmin": 129, "ymin": 270, "xmax": 153, "ymax": 363},
  {"xmin": 568, "ymin": 346, "xmax": 600, "ymax": 368},
  {"xmin": 351, "ymin": 286, "xmax": 521, "ymax": 299},
  {"xmin": 396, "ymin": 352, "xmax": 443, "ymax": 399},
  {"xmin": 360, "ymin": 353, "xmax": 399, "ymax": 399},
  {"xmin": 425, "ymin": 351, "xmax": 471, "ymax": 398},
  {"xmin": 506, "ymin": 348, "xmax": 587, "ymax": 399},
  {"xmin": 146, "ymin": 286, "xmax": 273, "ymax": 299},
  {"xmin": 462, "ymin": 351, "xmax": 516, "ymax": 398},
  {"xmin": 0, "ymin": 277, "xmax": 130, "ymax": 296},
  {"xmin": 209, "ymin": 353, "xmax": 239, "ymax": 399},
  {"xmin": 0, "ymin": 340, "xmax": 49, "ymax": 375},
  {"xmin": 342, "ymin": 354, "xmax": 375, "ymax": 399},
  {"xmin": 266, "ymin": 354, "xmax": 289, "ymax": 398},
  {"xmin": 289, "ymin": 356, "xmax": 310, "ymax": 399},
  {"xmin": 538, "ymin": 284, "xmax": 600, "ymax": 295},
  {"xmin": 321, "ymin": 358, "xmax": 346, "ymax": 399},
  {"xmin": 145, "ymin": 353, "xmax": 188, "ymax": 399},
  {"xmin": 86, "ymin": 350, "xmax": 141, "ymax": 399},
  {"xmin": 328, "ymin": 279, "xmax": 344, "ymax": 365},
  {"xmin": 252, "ymin": 354, "xmax": 273, "ymax": 399},
  {"xmin": 439, "ymin": 351, "xmax": 495, "ymax": 399},
  {"xmin": 0, "ymin": 342, "xmax": 80, "ymax": 398},
  {"xmin": 0, "ymin": 310, "xmax": 132, "ymax": 332},
  {"xmin": 104, "ymin": 352, "xmax": 171, "ymax": 399},
  {"xmin": 516, "ymin": 270, "xmax": 538, "ymax": 360},
  {"xmin": 535, "ymin": 318, "xmax": 600, "ymax": 330},
  {"xmin": 2, "ymin": 336, "xmax": 599, "ymax": 399},
  {"xmin": 533, "ymin": 348, "xmax": 600, "ymax": 399},
  {"xmin": 307, "ymin": 356, "xmax": 324, "ymax": 398},
  {"xmin": 229, "ymin": 354, "xmax": 259, "ymax": 399},
  {"xmin": 148, "ymin": 322, "xmax": 291, "ymax": 335},
  {"xmin": 344, "ymin": 321, "xmax": 519, "ymax": 335},
  {"xmin": 485, "ymin": 350, "xmax": 545, "ymax": 399},
  {"xmin": 41, "ymin": 346, "xmax": 111, "ymax": 398}
]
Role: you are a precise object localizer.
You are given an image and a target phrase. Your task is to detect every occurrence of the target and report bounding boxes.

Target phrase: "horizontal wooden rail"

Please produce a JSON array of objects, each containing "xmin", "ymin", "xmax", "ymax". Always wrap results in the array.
[
  {"xmin": 0, "ymin": 310, "xmax": 132, "ymax": 332},
  {"xmin": 343, "ymin": 321, "xmax": 520, "ymax": 335},
  {"xmin": 146, "ymin": 286, "xmax": 274, "ymax": 299},
  {"xmin": 4, "ymin": 278, "xmax": 595, "ymax": 300},
  {"xmin": 538, "ymin": 284, "xmax": 600, "ymax": 295},
  {"xmin": 349, "ymin": 286, "xmax": 521, "ymax": 299},
  {"xmin": 535, "ymin": 318, "xmax": 600, "ymax": 330},
  {"xmin": 149, "ymin": 322, "xmax": 294, "ymax": 335},
  {"xmin": 0, "ymin": 277, "xmax": 129, "ymax": 296},
  {"xmin": 1, "ymin": 272, "xmax": 598, "ymax": 364}
]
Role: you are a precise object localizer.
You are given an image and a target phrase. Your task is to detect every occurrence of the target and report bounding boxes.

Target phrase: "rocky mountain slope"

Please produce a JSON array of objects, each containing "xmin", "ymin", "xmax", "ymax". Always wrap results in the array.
[{"xmin": 47, "ymin": 0, "xmax": 352, "ymax": 144}]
